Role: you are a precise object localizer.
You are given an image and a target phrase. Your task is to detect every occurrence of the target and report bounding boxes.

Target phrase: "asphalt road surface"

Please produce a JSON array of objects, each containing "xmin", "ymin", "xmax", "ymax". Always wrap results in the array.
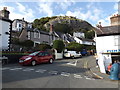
[{"xmin": 2, "ymin": 56, "xmax": 119, "ymax": 88}]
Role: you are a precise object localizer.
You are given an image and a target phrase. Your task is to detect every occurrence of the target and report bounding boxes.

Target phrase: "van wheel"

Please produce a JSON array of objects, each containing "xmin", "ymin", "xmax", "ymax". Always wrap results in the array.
[
  {"xmin": 49, "ymin": 59, "xmax": 53, "ymax": 64},
  {"xmin": 31, "ymin": 60, "xmax": 36, "ymax": 66}
]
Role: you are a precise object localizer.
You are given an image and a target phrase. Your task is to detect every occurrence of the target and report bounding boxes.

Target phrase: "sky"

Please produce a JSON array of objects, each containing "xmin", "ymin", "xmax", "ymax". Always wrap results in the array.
[{"xmin": 0, "ymin": 0, "xmax": 119, "ymax": 27}]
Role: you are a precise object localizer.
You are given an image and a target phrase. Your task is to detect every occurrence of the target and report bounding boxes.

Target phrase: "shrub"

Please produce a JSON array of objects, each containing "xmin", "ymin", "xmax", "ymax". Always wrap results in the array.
[
  {"xmin": 20, "ymin": 40, "xmax": 34, "ymax": 47},
  {"xmin": 53, "ymin": 40, "xmax": 65, "ymax": 53}
]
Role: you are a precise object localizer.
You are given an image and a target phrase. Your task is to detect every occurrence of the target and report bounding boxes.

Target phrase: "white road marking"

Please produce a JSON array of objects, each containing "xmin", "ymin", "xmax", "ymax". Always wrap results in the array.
[
  {"xmin": 35, "ymin": 69, "xmax": 47, "ymax": 73},
  {"xmin": 9, "ymin": 68, "xmax": 23, "ymax": 70},
  {"xmin": 74, "ymin": 74, "xmax": 81, "ymax": 77},
  {"xmin": 67, "ymin": 60, "xmax": 78, "ymax": 66},
  {"xmin": 1, "ymin": 67, "xmax": 10, "ymax": 70},
  {"xmin": 74, "ymin": 76, "xmax": 83, "ymax": 79},
  {"xmin": 86, "ymin": 77, "xmax": 92, "ymax": 80},
  {"xmin": 23, "ymin": 68, "xmax": 34, "ymax": 71},
  {"xmin": 74, "ymin": 74, "xmax": 82, "ymax": 78},
  {"xmin": 91, "ymin": 78, "xmax": 95, "ymax": 80},
  {"xmin": 61, "ymin": 72, "xmax": 70, "ymax": 77},
  {"xmin": 49, "ymin": 71, "xmax": 58, "ymax": 75}
]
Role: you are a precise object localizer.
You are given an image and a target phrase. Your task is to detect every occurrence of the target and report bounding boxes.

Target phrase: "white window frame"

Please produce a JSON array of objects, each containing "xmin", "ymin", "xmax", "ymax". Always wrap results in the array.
[
  {"xmin": 28, "ymin": 32, "xmax": 30, "ymax": 39},
  {"xmin": 114, "ymin": 36, "xmax": 120, "ymax": 46}
]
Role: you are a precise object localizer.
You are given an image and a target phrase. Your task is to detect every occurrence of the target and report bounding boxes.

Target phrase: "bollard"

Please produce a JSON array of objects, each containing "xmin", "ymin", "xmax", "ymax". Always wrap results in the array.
[{"xmin": 109, "ymin": 63, "xmax": 119, "ymax": 80}]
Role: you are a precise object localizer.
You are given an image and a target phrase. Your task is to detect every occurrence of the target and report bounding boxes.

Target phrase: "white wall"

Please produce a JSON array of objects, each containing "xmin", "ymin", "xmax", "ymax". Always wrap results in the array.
[
  {"xmin": 74, "ymin": 37, "xmax": 95, "ymax": 45},
  {"xmin": 73, "ymin": 32, "xmax": 85, "ymax": 38},
  {"xmin": 54, "ymin": 49, "xmax": 63, "ymax": 59},
  {"xmin": 96, "ymin": 35, "xmax": 119, "ymax": 54},
  {"xmin": 74, "ymin": 37, "xmax": 82, "ymax": 44},
  {"xmin": 0, "ymin": 20, "xmax": 10, "ymax": 50}
]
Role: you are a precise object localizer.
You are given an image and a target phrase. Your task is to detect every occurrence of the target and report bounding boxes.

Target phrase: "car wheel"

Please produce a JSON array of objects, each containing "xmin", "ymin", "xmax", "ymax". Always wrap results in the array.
[
  {"xmin": 72, "ymin": 56, "xmax": 75, "ymax": 59},
  {"xmin": 31, "ymin": 60, "xmax": 36, "ymax": 66},
  {"xmin": 49, "ymin": 59, "xmax": 53, "ymax": 64}
]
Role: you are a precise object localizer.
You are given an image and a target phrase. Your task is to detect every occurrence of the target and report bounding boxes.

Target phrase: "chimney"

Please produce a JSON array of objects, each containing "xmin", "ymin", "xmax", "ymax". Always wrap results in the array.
[
  {"xmin": 0, "ymin": 7, "xmax": 10, "ymax": 19},
  {"xmin": 96, "ymin": 22, "xmax": 102, "ymax": 29},
  {"xmin": 50, "ymin": 24, "xmax": 53, "ymax": 34},
  {"xmin": 110, "ymin": 14, "xmax": 120, "ymax": 26}
]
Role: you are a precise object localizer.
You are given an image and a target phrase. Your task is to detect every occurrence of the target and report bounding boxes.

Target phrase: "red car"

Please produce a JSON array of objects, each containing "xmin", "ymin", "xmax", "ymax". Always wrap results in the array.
[{"xmin": 19, "ymin": 51, "xmax": 54, "ymax": 66}]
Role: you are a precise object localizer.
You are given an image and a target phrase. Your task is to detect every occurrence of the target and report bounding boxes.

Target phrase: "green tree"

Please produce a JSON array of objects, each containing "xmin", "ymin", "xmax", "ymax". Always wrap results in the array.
[
  {"xmin": 35, "ymin": 44, "xmax": 52, "ymax": 51},
  {"xmin": 11, "ymin": 38, "xmax": 20, "ymax": 45},
  {"xmin": 66, "ymin": 42, "xmax": 84, "ymax": 52},
  {"xmin": 85, "ymin": 30, "xmax": 95, "ymax": 39},
  {"xmin": 54, "ymin": 23, "xmax": 71, "ymax": 33},
  {"xmin": 53, "ymin": 40, "xmax": 65, "ymax": 53}
]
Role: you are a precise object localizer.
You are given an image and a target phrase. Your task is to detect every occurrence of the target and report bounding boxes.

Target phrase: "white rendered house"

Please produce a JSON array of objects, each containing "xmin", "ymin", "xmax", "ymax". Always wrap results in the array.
[
  {"xmin": 0, "ymin": 7, "xmax": 12, "ymax": 51},
  {"xmin": 95, "ymin": 14, "xmax": 120, "ymax": 73}
]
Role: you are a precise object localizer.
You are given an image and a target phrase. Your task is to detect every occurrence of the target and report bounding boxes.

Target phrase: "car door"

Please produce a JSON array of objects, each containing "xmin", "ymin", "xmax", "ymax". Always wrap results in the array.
[
  {"xmin": 37, "ymin": 52, "xmax": 45, "ymax": 63},
  {"xmin": 43, "ymin": 52, "xmax": 51, "ymax": 62}
]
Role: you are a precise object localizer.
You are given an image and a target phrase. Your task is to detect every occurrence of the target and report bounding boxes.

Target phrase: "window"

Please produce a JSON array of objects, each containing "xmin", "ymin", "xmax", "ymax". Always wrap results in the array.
[
  {"xmin": 19, "ymin": 24, "xmax": 21, "ymax": 27},
  {"xmin": 28, "ymin": 32, "xmax": 30, "ymax": 39},
  {"xmin": 34, "ymin": 32, "xmax": 39, "ymax": 38},
  {"xmin": 38, "ymin": 52, "xmax": 44, "ymax": 56},
  {"xmin": 44, "ymin": 52, "xmax": 49, "ymax": 56}
]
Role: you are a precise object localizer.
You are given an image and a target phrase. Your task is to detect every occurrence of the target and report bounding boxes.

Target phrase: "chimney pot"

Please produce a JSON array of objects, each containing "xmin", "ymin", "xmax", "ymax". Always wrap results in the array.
[{"xmin": 3, "ymin": 7, "xmax": 7, "ymax": 10}]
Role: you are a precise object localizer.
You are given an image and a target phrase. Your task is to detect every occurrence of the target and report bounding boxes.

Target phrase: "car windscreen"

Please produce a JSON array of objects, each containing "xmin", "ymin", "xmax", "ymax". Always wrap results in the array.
[
  {"xmin": 29, "ymin": 51, "xmax": 39, "ymax": 56},
  {"xmin": 68, "ymin": 51, "xmax": 76, "ymax": 54}
]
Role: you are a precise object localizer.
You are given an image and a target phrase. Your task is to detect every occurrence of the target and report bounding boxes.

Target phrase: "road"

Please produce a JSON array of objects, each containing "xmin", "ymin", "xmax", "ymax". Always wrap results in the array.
[{"xmin": 2, "ymin": 56, "xmax": 119, "ymax": 88}]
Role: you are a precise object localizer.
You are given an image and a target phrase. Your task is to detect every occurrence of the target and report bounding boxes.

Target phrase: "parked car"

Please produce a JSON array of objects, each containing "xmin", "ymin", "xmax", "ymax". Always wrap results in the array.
[
  {"xmin": 19, "ymin": 51, "xmax": 54, "ymax": 66},
  {"xmin": 81, "ymin": 49, "xmax": 88, "ymax": 56},
  {"xmin": 64, "ymin": 51, "xmax": 82, "ymax": 58}
]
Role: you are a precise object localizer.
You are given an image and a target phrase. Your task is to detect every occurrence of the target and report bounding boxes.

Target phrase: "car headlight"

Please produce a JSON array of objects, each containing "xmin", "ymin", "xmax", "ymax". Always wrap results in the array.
[{"xmin": 24, "ymin": 57, "xmax": 32, "ymax": 61}]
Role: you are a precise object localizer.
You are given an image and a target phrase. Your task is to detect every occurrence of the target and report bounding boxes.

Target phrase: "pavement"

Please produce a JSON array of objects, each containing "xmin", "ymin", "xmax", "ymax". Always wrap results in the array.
[{"xmin": 87, "ymin": 56, "xmax": 112, "ymax": 81}]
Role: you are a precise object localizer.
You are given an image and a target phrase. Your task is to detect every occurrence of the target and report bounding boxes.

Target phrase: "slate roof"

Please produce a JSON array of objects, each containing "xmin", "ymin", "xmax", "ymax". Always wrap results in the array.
[
  {"xmin": 0, "ymin": 16, "xmax": 12, "ymax": 23},
  {"xmin": 66, "ymin": 34, "xmax": 76, "ymax": 42},
  {"xmin": 32, "ymin": 28, "xmax": 49, "ymax": 35},
  {"xmin": 96, "ymin": 25, "xmax": 120, "ymax": 36},
  {"xmin": 77, "ymin": 37, "xmax": 95, "ymax": 42},
  {"xmin": 54, "ymin": 31, "xmax": 63, "ymax": 38}
]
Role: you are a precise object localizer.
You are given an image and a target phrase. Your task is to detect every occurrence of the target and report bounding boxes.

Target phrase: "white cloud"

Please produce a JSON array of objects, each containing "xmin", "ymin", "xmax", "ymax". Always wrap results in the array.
[
  {"xmin": 66, "ymin": 9, "xmax": 91, "ymax": 20},
  {"xmin": 16, "ymin": 2, "xmax": 26, "ymax": 13},
  {"xmin": 0, "ymin": 3, "xmax": 35, "ymax": 22},
  {"xmin": 65, "ymin": 7, "xmax": 102, "ymax": 23},
  {"xmin": 114, "ymin": 3, "xmax": 118, "ymax": 10},
  {"xmin": 98, "ymin": 17, "xmax": 110, "ymax": 27},
  {"xmin": 86, "ymin": 2, "xmax": 94, "ymax": 8},
  {"xmin": 38, "ymin": 2, "xmax": 53, "ymax": 17},
  {"xmin": 57, "ymin": 0, "xmax": 75, "ymax": 10}
]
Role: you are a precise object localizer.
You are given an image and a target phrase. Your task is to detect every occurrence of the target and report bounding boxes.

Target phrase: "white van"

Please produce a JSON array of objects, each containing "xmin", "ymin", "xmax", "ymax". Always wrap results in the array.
[{"xmin": 64, "ymin": 51, "xmax": 82, "ymax": 58}]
